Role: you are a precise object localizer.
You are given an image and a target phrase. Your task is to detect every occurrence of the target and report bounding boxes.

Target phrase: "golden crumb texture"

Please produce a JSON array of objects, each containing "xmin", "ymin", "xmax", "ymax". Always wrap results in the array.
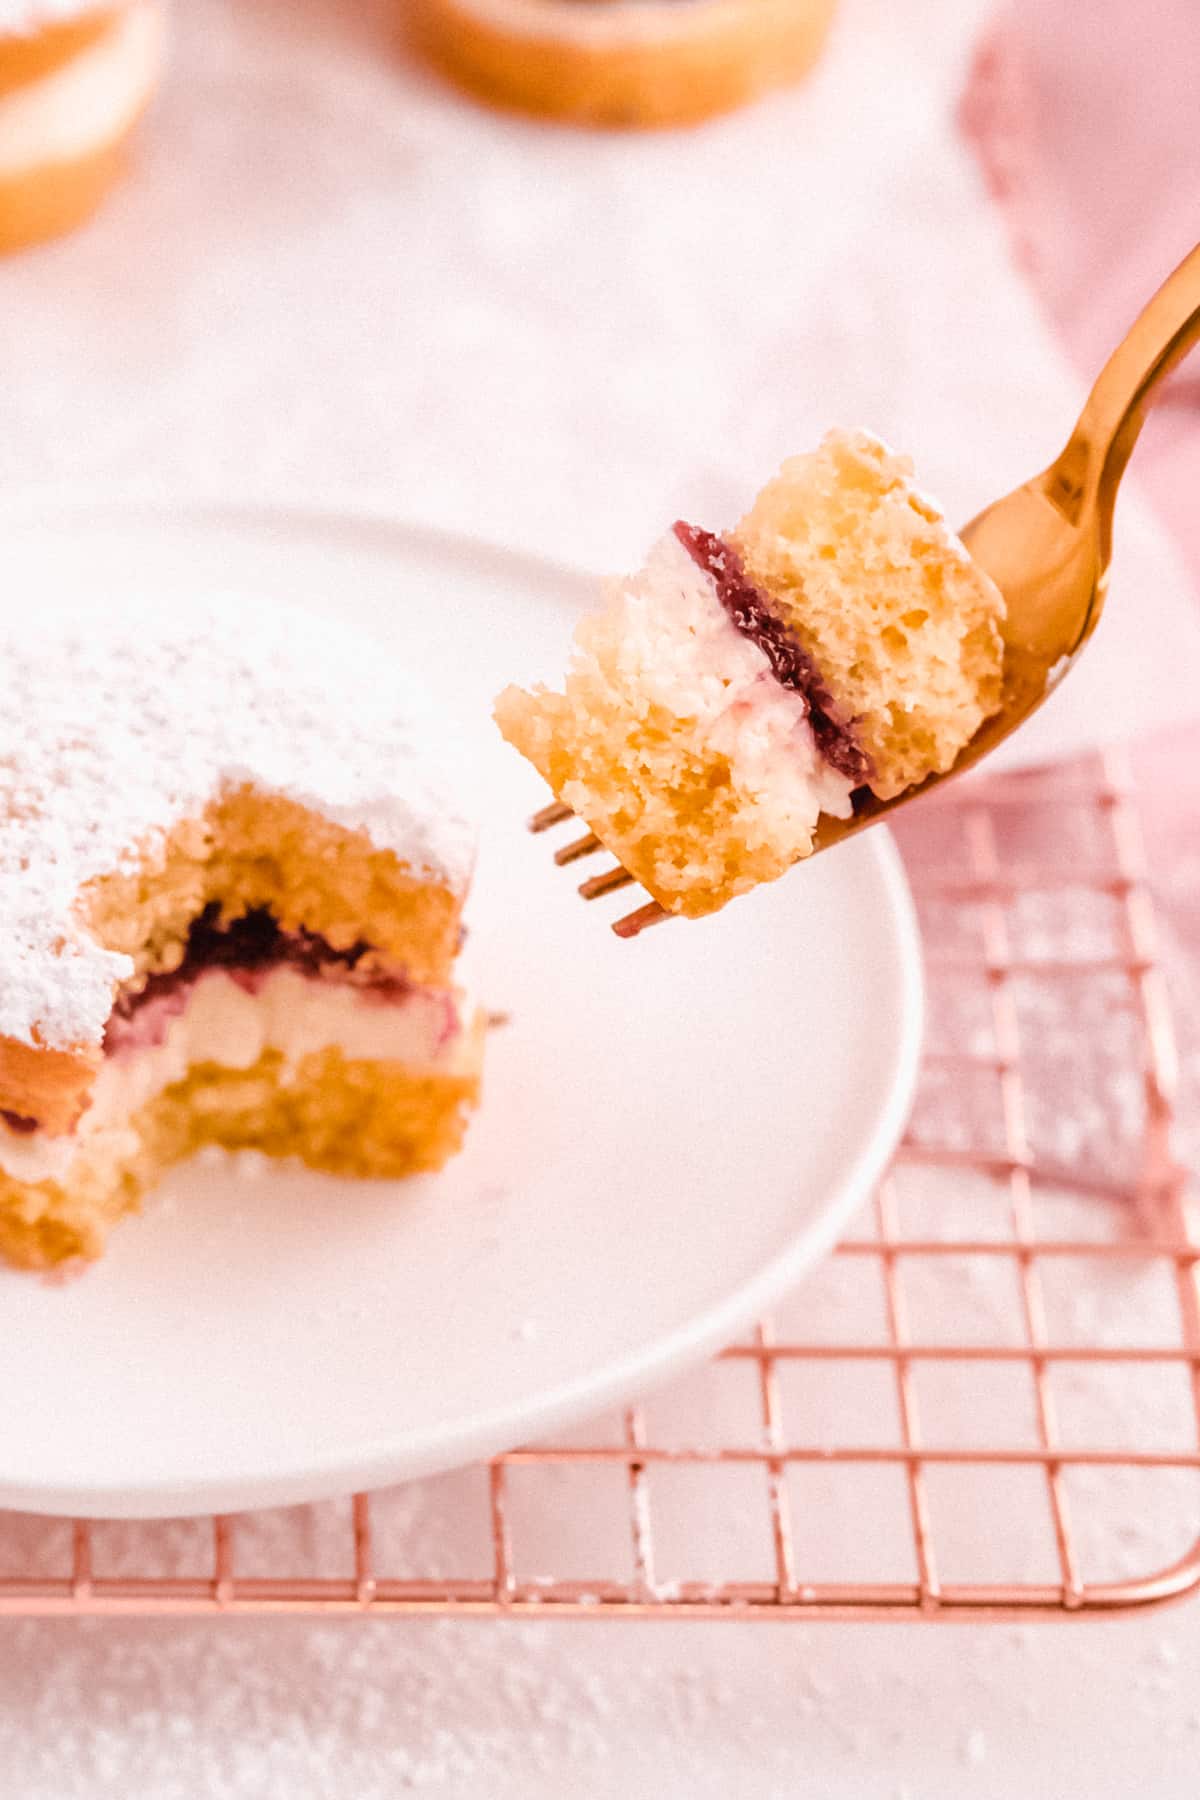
[
  {"xmin": 0, "ymin": 787, "xmax": 466, "ymax": 1131},
  {"xmin": 0, "ymin": 1039, "xmax": 484, "ymax": 1270},
  {"xmin": 733, "ymin": 429, "xmax": 1006, "ymax": 800},
  {"xmin": 495, "ymin": 652, "xmax": 805, "ymax": 919},
  {"xmin": 84, "ymin": 788, "xmax": 464, "ymax": 988}
]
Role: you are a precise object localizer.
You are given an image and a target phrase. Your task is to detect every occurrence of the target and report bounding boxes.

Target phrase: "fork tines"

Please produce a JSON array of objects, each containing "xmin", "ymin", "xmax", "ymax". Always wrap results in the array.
[
  {"xmin": 529, "ymin": 800, "xmax": 573, "ymax": 832},
  {"xmin": 528, "ymin": 799, "xmax": 669, "ymax": 938},
  {"xmin": 553, "ymin": 832, "xmax": 601, "ymax": 867}
]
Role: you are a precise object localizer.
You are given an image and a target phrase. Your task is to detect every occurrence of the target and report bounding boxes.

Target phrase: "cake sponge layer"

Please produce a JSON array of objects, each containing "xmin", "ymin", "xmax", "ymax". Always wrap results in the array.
[
  {"xmin": 495, "ymin": 530, "xmax": 855, "ymax": 917},
  {"xmin": 0, "ymin": 789, "xmax": 468, "ymax": 1136},
  {"xmin": 0, "ymin": 587, "xmax": 474, "ymax": 1058},
  {"xmin": 733, "ymin": 430, "xmax": 1005, "ymax": 800},
  {"xmin": 0, "ymin": 1045, "xmax": 482, "ymax": 1269},
  {"xmin": 84, "ymin": 788, "xmax": 465, "ymax": 992}
]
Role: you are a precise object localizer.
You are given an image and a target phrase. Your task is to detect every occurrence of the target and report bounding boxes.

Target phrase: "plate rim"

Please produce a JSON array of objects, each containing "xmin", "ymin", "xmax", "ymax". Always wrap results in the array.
[{"xmin": 0, "ymin": 496, "xmax": 924, "ymax": 1517}]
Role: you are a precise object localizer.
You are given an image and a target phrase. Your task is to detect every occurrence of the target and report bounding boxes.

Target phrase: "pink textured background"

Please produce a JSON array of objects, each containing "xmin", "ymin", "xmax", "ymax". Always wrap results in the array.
[{"xmin": 961, "ymin": 0, "xmax": 1200, "ymax": 586}]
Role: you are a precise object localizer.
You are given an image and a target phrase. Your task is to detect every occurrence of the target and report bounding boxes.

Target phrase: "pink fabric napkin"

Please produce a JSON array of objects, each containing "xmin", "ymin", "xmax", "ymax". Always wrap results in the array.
[{"xmin": 961, "ymin": 0, "xmax": 1200, "ymax": 587}]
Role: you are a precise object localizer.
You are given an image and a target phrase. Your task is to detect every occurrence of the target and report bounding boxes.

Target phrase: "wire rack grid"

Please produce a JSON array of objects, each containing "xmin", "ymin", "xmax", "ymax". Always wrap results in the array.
[{"xmin": 0, "ymin": 746, "xmax": 1196, "ymax": 1621}]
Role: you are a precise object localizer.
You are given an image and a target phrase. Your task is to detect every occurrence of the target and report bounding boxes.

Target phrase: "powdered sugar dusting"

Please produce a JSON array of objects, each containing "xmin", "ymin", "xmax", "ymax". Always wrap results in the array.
[{"xmin": 0, "ymin": 591, "xmax": 474, "ymax": 1051}]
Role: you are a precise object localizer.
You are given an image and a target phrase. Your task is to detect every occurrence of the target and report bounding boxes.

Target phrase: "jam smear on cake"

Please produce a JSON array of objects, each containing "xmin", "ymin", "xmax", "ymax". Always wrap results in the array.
[
  {"xmin": 103, "ymin": 905, "xmax": 411, "ymax": 1055},
  {"xmin": 673, "ymin": 521, "xmax": 872, "ymax": 785}
]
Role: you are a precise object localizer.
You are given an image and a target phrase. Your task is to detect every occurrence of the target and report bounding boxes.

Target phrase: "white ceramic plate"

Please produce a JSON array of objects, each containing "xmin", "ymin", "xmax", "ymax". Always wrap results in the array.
[{"xmin": 0, "ymin": 501, "xmax": 922, "ymax": 1518}]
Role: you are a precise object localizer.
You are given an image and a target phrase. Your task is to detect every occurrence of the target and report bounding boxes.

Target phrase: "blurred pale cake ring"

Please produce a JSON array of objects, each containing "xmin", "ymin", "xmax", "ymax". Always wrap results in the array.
[
  {"xmin": 497, "ymin": 429, "xmax": 1006, "ymax": 917},
  {"xmin": 0, "ymin": 0, "xmax": 164, "ymax": 252},
  {"xmin": 406, "ymin": 0, "xmax": 839, "ymax": 129},
  {"xmin": 0, "ymin": 594, "xmax": 483, "ymax": 1269}
]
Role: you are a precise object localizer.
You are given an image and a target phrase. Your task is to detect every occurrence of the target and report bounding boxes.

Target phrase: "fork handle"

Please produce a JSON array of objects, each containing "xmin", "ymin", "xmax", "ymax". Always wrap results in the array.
[{"xmin": 1045, "ymin": 240, "xmax": 1200, "ymax": 537}]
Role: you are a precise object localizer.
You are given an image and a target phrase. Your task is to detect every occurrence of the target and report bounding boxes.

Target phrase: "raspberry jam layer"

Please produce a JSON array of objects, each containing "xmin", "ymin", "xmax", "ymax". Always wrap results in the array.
[
  {"xmin": 0, "ymin": 907, "xmax": 473, "ymax": 1167},
  {"xmin": 673, "ymin": 521, "xmax": 871, "ymax": 785},
  {"xmin": 104, "ymin": 904, "xmax": 411, "ymax": 1057}
]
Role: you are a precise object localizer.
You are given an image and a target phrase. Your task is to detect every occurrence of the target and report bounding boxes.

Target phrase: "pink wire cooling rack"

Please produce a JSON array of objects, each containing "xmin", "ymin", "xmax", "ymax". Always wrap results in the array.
[{"xmin": 0, "ymin": 746, "xmax": 1196, "ymax": 1620}]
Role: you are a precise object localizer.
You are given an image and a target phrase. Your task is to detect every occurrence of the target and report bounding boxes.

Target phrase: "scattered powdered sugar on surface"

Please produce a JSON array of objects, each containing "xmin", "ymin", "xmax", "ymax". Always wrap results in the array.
[
  {"xmin": 0, "ymin": 1606, "xmax": 1190, "ymax": 1798},
  {"xmin": 0, "ymin": 592, "xmax": 474, "ymax": 1051},
  {"xmin": 961, "ymin": 1729, "xmax": 988, "ymax": 1767}
]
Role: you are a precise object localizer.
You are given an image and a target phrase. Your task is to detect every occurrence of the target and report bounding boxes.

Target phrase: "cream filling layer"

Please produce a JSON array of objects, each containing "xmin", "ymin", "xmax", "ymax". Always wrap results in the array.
[
  {"xmin": 0, "ymin": 967, "xmax": 477, "ymax": 1184},
  {"xmin": 0, "ymin": 0, "xmax": 163, "ymax": 176},
  {"xmin": 600, "ymin": 530, "xmax": 857, "ymax": 831}
]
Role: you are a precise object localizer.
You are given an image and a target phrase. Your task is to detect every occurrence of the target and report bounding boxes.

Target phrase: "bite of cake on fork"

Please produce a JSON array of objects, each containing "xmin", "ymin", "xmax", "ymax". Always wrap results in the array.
[
  {"xmin": 497, "ymin": 429, "xmax": 1005, "ymax": 927},
  {"xmin": 498, "ymin": 243, "xmax": 1200, "ymax": 936}
]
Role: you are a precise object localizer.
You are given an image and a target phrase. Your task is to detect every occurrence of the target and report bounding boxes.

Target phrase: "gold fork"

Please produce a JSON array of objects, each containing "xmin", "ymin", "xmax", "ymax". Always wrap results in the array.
[{"xmin": 531, "ymin": 241, "xmax": 1200, "ymax": 938}]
